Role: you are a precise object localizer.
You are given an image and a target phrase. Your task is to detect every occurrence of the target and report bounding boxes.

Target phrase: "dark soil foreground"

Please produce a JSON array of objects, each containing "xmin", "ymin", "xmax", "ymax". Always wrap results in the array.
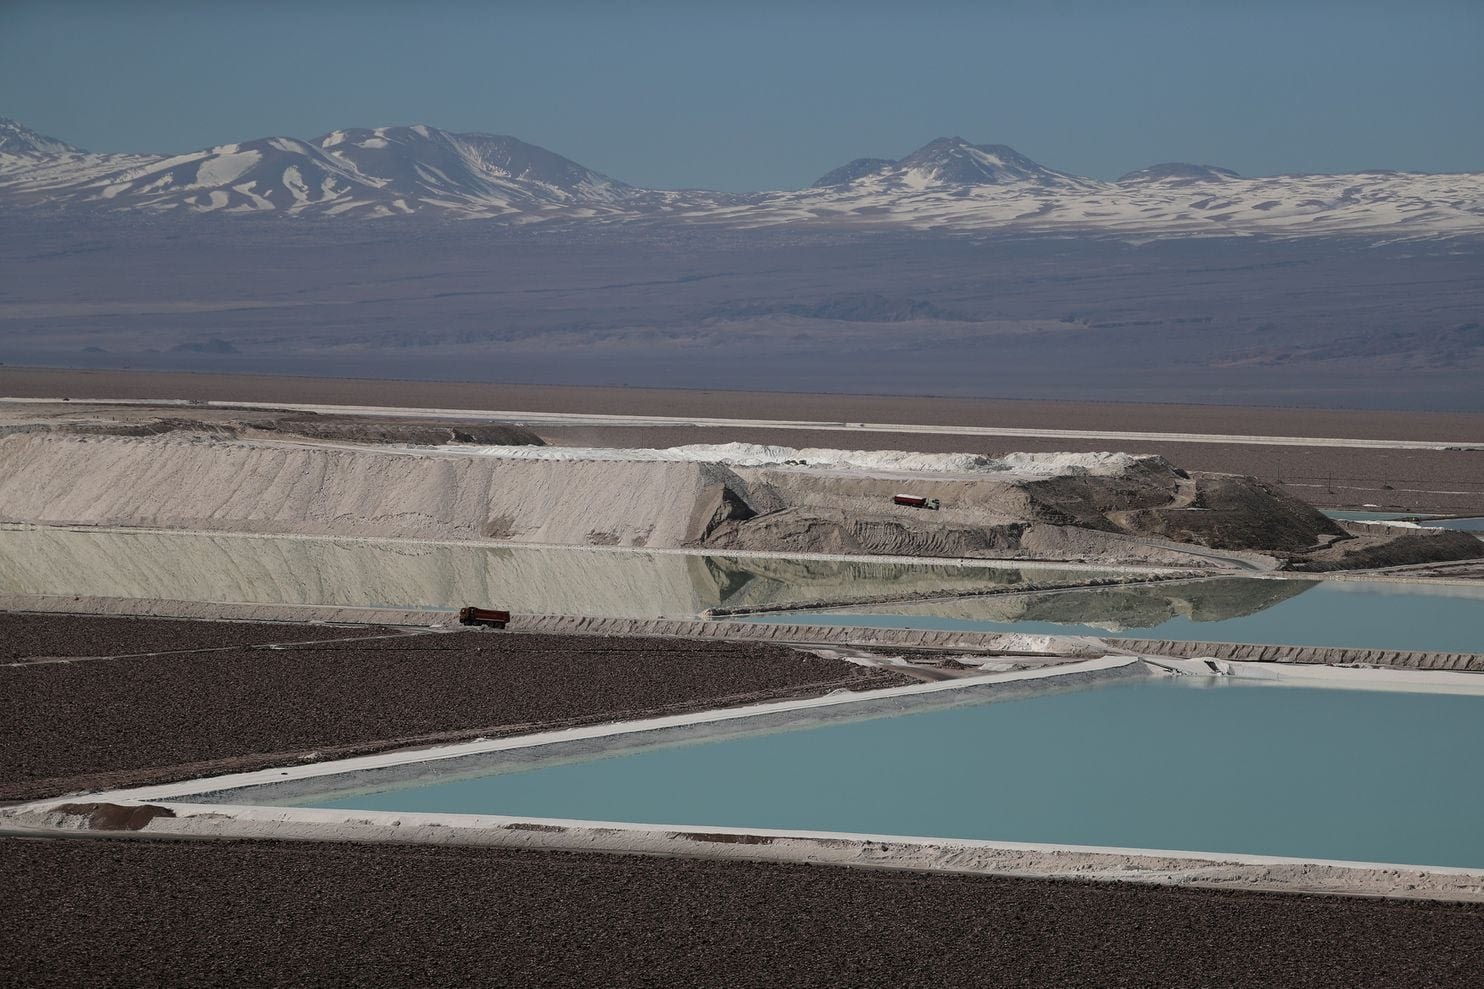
[
  {"xmin": 2, "ymin": 615, "xmax": 903, "ymax": 801},
  {"xmin": 4, "ymin": 838, "xmax": 1482, "ymax": 989},
  {"xmin": 0, "ymin": 613, "xmax": 391, "ymax": 660}
]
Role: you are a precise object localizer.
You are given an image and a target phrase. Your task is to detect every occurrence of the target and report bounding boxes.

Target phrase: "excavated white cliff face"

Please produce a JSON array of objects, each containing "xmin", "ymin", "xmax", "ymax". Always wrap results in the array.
[
  {"xmin": 0, "ymin": 434, "xmax": 745, "ymax": 547},
  {"xmin": 0, "ymin": 433, "xmax": 1284, "ymax": 567}
]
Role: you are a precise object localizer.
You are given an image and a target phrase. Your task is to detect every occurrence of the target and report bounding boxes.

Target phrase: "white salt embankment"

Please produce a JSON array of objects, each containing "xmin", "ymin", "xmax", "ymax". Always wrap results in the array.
[
  {"xmin": 0, "ymin": 433, "xmax": 733, "ymax": 546},
  {"xmin": 0, "ymin": 432, "xmax": 1361, "ymax": 567}
]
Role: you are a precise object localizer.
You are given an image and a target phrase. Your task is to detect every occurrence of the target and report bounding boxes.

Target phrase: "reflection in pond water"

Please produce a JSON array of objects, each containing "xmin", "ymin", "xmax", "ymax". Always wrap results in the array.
[
  {"xmin": 752, "ymin": 579, "xmax": 1484, "ymax": 653},
  {"xmin": 0, "ymin": 526, "xmax": 1100, "ymax": 619}
]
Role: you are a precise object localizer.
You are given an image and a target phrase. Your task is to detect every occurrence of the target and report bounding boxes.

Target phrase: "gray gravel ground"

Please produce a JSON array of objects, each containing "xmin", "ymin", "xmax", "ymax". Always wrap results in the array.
[
  {"xmin": 4, "ymin": 837, "xmax": 1482, "ymax": 989},
  {"xmin": 2, "ymin": 615, "xmax": 903, "ymax": 800},
  {"xmin": 0, "ymin": 613, "xmax": 390, "ymax": 661}
]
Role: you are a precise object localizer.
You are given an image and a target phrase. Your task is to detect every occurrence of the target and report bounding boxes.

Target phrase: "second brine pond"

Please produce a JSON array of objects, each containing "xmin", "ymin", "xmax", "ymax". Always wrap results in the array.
[{"xmin": 280, "ymin": 677, "xmax": 1484, "ymax": 869}]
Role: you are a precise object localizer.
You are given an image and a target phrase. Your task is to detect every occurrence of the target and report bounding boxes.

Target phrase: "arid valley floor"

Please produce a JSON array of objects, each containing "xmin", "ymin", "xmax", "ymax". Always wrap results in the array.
[{"xmin": 4, "ymin": 367, "xmax": 1483, "ymax": 987}]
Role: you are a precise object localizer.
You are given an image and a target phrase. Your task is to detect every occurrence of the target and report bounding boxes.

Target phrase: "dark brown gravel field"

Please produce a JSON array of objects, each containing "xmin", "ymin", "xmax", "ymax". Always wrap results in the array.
[
  {"xmin": 4, "ymin": 837, "xmax": 1482, "ymax": 989},
  {"xmin": 0, "ymin": 613, "xmax": 390, "ymax": 661},
  {"xmin": 2, "ymin": 615, "xmax": 903, "ymax": 800}
]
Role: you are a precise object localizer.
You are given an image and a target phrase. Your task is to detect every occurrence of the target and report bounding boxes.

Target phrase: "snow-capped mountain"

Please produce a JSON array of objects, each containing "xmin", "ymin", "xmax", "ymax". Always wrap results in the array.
[
  {"xmin": 812, "ymin": 137, "xmax": 1093, "ymax": 190},
  {"xmin": 2, "ymin": 117, "xmax": 1481, "ymax": 240},
  {"xmin": 1117, "ymin": 163, "xmax": 1241, "ymax": 185},
  {"xmin": 721, "ymin": 141, "xmax": 1483, "ymax": 240},
  {"xmin": 313, "ymin": 124, "xmax": 638, "ymax": 214},
  {"xmin": 0, "ymin": 118, "xmax": 83, "ymax": 156},
  {"xmin": 0, "ymin": 118, "xmax": 646, "ymax": 218}
]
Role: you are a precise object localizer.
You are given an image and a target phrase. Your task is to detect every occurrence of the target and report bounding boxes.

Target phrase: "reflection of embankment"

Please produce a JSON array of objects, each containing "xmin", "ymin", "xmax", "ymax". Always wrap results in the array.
[
  {"xmin": 0, "ymin": 529, "xmax": 706, "ymax": 617},
  {"xmin": 0, "ymin": 527, "xmax": 1057, "ymax": 619},
  {"xmin": 698, "ymin": 556, "xmax": 1036, "ymax": 612},
  {"xmin": 831, "ymin": 578, "xmax": 1318, "ymax": 632}
]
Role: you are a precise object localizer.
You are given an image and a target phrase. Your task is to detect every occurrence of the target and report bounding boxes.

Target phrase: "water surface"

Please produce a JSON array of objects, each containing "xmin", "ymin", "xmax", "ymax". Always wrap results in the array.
[
  {"xmin": 0, "ymin": 526, "xmax": 1092, "ymax": 618},
  {"xmin": 748, "ymin": 579, "xmax": 1484, "ymax": 653},
  {"xmin": 1324, "ymin": 509, "xmax": 1484, "ymax": 533},
  {"xmin": 301, "ymin": 678, "xmax": 1484, "ymax": 868}
]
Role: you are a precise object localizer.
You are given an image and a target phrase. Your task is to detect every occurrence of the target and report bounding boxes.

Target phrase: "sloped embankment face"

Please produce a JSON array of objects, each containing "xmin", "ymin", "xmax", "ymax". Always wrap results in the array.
[
  {"xmin": 701, "ymin": 506, "xmax": 1030, "ymax": 558},
  {"xmin": 0, "ymin": 434, "xmax": 751, "ymax": 547},
  {"xmin": 697, "ymin": 462, "xmax": 1299, "ymax": 565},
  {"xmin": 1291, "ymin": 528, "xmax": 1484, "ymax": 572},
  {"xmin": 2, "ymin": 434, "xmax": 1451, "ymax": 569}
]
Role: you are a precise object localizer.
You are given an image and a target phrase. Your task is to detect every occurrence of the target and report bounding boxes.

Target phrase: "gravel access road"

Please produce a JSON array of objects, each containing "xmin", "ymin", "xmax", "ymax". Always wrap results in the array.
[
  {"xmin": 5, "ymin": 837, "xmax": 1481, "ymax": 988},
  {"xmin": 2, "ymin": 614, "xmax": 903, "ymax": 801}
]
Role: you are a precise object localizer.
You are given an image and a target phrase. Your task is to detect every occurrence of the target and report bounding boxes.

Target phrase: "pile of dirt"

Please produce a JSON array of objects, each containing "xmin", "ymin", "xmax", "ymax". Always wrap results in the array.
[
  {"xmin": 1118, "ymin": 474, "xmax": 1348, "ymax": 552},
  {"xmin": 65, "ymin": 416, "xmax": 242, "ymax": 438},
  {"xmin": 1290, "ymin": 527, "xmax": 1484, "ymax": 572},
  {"xmin": 1, "ymin": 432, "xmax": 1466, "ymax": 569},
  {"xmin": 22, "ymin": 411, "xmax": 546, "ymax": 448},
  {"xmin": 250, "ymin": 415, "xmax": 544, "ymax": 447},
  {"xmin": 709, "ymin": 460, "xmax": 1338, "ymax": 563},
  {"xmin": 699, "ymin": 507, "xmax": 1247, "ymax": 567}
]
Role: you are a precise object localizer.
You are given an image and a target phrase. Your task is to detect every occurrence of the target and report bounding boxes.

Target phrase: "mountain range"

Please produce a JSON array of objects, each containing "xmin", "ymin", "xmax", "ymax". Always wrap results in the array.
[{"xmin": 3, "ymin": 117, "xmax": 1481, "ymax": 239}]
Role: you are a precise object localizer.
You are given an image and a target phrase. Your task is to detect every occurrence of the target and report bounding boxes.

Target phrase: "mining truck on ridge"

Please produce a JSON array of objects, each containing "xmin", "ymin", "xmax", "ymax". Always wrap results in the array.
[{"xmin": 458, "ymin": 607, "xmax": 511, "ymax": 628}]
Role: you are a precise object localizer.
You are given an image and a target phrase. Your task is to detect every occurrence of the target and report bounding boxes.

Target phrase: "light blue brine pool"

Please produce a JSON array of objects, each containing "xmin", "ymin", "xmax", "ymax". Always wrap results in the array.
[
  {"xmin": 293, "ymin": 678, "xmax": 1484, "ymax": 868},
  {"xmin": 1323, "ymin": 510, "xmax": 1440, "ymax": 522},
  {"xmin": 1324, "ymin": 509, "xmax": 1484, "ymax": 533},
  {"xmin": 1427, "ymin": 517, "xmax": 1484, "ymax": 533},
  {"xmin": 743, "ymin": 578, "xmax": 1484, "ymax": 654}
]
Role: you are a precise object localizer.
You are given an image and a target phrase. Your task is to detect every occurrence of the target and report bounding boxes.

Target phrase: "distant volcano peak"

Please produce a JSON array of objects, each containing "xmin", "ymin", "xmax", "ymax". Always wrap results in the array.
[
  {"xmin": 0, "ymin": 118, "xmax": 83, "ymax": 155},
  {"xmin": 1118, "ymin": 162, "xmax": 1241, "ymax": 184},
  {"xmin": 811, "ymin": 136, "xmax": 1086, "ymax": 189}
]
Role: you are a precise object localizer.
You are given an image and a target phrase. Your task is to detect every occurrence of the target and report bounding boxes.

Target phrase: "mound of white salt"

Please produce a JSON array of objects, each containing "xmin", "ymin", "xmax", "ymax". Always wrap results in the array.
[{"xmin": 448, "ymin": 442, "xmax": 1165, "ymax": 477}]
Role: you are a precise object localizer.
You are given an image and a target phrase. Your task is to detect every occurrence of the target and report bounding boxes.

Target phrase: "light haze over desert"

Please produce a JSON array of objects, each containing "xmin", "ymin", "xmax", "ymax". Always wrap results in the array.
[{"xmin": 3, "ymin": 3, "xmax": 1483, "ymax": 987}]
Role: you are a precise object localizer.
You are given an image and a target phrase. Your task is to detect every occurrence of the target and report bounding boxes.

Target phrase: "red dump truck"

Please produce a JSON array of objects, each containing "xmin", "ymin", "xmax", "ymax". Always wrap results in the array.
[
  {"xmin": 894, "ymin": 493, "xmax": 940, "ymax": 510},
  {"xmin": 458, "ymin": 606, "xmax": 511, "ymax": 628}
]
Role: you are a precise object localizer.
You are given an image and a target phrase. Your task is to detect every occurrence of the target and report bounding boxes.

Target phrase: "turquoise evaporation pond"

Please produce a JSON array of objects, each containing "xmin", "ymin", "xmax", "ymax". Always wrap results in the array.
[
  {"xmin": 1324, "ymin": 509, "xmax": 1484, "ymax": 533},
  {"xmin": 306, "ymin": 679, "xmax": 1484, "ymax": 868},
  {"xmin": 745, "ymin": 581, "xmax": 1484, "ymax": 653}
]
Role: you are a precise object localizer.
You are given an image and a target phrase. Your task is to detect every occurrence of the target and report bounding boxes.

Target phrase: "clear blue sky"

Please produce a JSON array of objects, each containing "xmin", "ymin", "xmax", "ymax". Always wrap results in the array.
[{"xmin": 3, "ymin": 0, "xmax": 1480, "ymax": 191}]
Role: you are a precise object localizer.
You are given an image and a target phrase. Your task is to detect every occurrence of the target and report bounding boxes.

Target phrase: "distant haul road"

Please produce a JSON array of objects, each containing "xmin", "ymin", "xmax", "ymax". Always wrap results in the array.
[{"xmin": 5, "ymin": 397, "xmax": 1482, "ymax": 452}]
